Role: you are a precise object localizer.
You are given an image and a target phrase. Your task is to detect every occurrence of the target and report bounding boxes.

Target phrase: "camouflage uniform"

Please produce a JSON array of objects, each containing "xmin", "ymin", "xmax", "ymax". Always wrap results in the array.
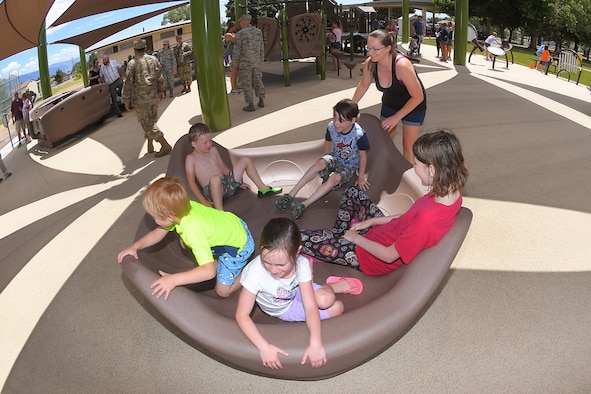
[
  {"xmin": 174, "ymin": 39, "xmax": 193, "ymax": 92},
  {"xmin": 158, "ymin": 46, "xmax": 177, "ymax": 97},
  {"xmin": 233, "ymin": 22, "xmax": 265, "ymax": 108},
  {"xmin": 122, "ymin": 41, "xmax": 172, "ymax": 157},
  {"xmin": 122, "ymin": 52, "xmax": 166, "ymax": 141}
]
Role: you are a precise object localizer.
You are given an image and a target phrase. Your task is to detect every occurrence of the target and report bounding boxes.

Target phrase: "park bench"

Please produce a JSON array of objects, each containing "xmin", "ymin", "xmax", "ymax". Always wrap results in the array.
[{"xmin": 544, "ymin": 48, "xmax": 583, "ymax": 84}]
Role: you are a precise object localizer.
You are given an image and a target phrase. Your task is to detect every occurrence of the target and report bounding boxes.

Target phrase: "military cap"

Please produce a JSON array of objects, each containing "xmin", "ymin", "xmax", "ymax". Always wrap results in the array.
[{"xmin": 134, "ymin": 39, "xmax": 147, "ymax": 50}]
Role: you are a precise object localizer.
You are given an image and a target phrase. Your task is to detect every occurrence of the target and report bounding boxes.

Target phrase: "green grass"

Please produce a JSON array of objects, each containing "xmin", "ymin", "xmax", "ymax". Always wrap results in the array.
[
  {"xmin": 422, "ymin": 38, "xmax": 591, "ymax": 87},
  {"xmin": 52, "ymin": 77, "xmax": 84, "ymax": 96}
]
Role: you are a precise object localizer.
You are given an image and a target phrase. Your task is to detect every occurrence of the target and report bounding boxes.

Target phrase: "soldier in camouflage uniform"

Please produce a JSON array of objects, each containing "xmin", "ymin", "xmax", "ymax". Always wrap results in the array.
[
  {"xmin": 158, "ymin": 40, "xmax": 177, "ymax": 98},
  {"xmin": 174, "ymin": 35, "xmax": 193, "ymax": 94},
  {"xmin": 122, "ymin": 39, "xmax": 172, "ymax": 157},
  {"xmin": 233, "ymin": 14, "xmax": 265, "ymax": 112}
]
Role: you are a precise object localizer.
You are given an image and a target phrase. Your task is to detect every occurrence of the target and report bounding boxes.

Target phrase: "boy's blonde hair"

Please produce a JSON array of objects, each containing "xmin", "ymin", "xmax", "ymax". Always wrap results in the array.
[
  {"xmin": 142, "ymin": 177, "xmax": 191, "ymax": 219},
  {"xmin": 188, "ymin": 122, "xmax": 212, "ymax": 142}
]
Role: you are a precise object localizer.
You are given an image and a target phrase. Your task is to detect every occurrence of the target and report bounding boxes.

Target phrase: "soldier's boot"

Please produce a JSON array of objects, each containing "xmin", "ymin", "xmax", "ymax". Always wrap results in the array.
[
  {"xmin": 147, "ymin": 139, "xmax": 154, "ymax": 153},
  {"xmin": 243, "ymin": 103, "xmax": 256, "ymax": 112},
  {"xmin": 180, "ymin": 86, "xmax": 187, "ymax": 94},
  {"xmin": 154, "ymin": 137, "xmax": 172, "ymax": 157},
  {"xmin": 185, "ymin": 85, "xmax": 191, "ymax": 93}
]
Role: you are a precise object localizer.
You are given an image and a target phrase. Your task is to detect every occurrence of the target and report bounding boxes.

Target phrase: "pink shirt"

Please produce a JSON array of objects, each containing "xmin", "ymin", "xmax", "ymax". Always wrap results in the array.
[
  {"xmin": 357, "ymin": 193, "xmax": 462, "ymax": 276},
  {"xmin": 332, "ymin": 27, "xmax": 342, "ymax": 43}
]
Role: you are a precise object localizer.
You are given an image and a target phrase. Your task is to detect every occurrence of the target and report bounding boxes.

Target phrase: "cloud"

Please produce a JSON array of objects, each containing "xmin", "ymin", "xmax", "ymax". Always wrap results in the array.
[
  {"xmin": 1, "ymin": 61, "xmax": 21, "ymax": 77},
  {"xmin": 22, "ymin": 56, "xmax": 40, "ymax": 74},
  {"xmin": 48, "ymin": 46, "xmax": 80, "ymax": 65}
]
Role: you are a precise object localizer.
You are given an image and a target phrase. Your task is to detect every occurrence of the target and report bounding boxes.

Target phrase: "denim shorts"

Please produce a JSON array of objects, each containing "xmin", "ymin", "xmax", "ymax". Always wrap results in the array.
[
  {"xmin": 216, "ymin": 220, "xmax": 254, "ymax": 286},
  {"xmin": 380, "ymin": 105, "xmax": 426, "ymax": 126}
]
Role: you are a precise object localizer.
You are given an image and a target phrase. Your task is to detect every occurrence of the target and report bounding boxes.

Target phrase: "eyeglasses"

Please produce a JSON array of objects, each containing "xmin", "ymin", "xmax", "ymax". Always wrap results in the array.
[{"xmin": 365, "ymin": 45, "xmax": 386, "ymax": 53}]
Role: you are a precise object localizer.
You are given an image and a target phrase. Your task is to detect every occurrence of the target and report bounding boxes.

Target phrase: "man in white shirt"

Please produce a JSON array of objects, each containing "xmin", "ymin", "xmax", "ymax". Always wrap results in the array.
[{"xmin": 99, "ymin": 55, "xmax": 124, "ymax": 117}]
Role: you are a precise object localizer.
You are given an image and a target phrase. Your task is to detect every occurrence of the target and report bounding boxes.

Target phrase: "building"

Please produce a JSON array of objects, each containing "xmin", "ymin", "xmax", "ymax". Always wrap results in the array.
[
  {"xmin": 88, "ymin": 20, "xmax": 193, "ymax": 65},
  {"xmin": 19, "ymin": 80, "xmax": 41, "ymax": 101}
]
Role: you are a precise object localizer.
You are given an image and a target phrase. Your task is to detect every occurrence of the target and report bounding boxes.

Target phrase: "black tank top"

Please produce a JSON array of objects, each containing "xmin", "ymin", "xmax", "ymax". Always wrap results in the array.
[{"xmin": 373, "ymin": 55, "xmax": 426, "ymax": 111}]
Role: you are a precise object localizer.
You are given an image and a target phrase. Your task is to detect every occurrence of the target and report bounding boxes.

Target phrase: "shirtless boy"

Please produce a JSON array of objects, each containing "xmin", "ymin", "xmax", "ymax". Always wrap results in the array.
[{"xmin": 185, "ymin": 123, "xmax": 282, "ymax": 210}]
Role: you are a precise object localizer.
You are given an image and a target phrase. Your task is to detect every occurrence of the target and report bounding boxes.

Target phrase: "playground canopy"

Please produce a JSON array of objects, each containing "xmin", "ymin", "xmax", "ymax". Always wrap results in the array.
[
  {"xmin": 53, "ymin": 2, "xmax": 188, "ymax": 49},
  {"xmin": 0, "ymin": 0, "xmax": 188, "ymax": 61},
  {"xmin": 0, "ymin": 0, "xmax": 54, "ymax": 61}
]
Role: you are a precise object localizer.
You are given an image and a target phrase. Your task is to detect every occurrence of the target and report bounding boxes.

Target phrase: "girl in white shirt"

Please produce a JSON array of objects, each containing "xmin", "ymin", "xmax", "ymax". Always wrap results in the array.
[{"xmin": 236, "ymin": 217, "xmax": 362, "ymax": 370}]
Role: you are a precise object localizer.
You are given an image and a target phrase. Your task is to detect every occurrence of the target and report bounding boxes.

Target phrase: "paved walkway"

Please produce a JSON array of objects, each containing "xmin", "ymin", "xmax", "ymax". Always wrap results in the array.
[{"xmin": 1, "ymin": 44, "xmax": 590, "ymax": 392}]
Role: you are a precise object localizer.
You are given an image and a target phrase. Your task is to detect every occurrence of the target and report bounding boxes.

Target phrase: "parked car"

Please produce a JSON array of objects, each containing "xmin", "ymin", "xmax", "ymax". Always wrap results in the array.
[{"xmin": 30, "ymin": 83, "xmax": 111, "ymax": 148}]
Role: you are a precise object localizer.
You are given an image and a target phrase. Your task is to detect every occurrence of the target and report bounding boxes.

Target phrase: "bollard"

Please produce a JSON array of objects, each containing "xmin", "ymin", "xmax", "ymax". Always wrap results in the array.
[{"xmin": 529, "ymin": 61, "xmax": 534, "ymax": 69}]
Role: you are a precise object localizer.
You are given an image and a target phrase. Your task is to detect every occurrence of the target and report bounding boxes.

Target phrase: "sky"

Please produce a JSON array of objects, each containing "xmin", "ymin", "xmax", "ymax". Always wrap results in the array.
[{"xmin": 0, "ymin": 0, "xmax": 365, "ymax": 79}]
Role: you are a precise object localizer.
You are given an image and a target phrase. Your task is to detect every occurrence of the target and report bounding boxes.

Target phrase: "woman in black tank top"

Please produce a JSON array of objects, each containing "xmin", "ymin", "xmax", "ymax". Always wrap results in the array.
[{"xmin": 352, "ymin": 29, "xmax": 426, "ymax": 163}]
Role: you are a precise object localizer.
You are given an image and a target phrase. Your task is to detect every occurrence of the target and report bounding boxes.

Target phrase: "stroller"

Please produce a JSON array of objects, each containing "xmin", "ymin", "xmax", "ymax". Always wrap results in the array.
[{"xmin": 408, "ymin": 35, "xmax": 419, "ymax": 58}]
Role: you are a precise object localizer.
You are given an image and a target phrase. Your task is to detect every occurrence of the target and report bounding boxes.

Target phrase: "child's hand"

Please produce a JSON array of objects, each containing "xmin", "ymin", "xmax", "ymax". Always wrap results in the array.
[
  {"xmin": 239, "ymin": 182, "xmax": 251, "ymax": 190},
  {"xmin": 343, "ymin": 228, "xmax": 360, "ymax": 243},
  {"xmin": 301, "ymin": 344, "xmax": 327, "ymax": 368},
  {"xmin": 259, "ymin": 343, "xmax": 288, "ymax": 369},
  {"xmin": 150, "ymin": 270, "xmax": 176, "ymax": 300},
  {"xmin": 356, "ymin": 176, "xmax": 370, "ymax": 191},
  {"xmin": 350, "ymin": 218, "xmax": 373, "ymax": 231},
  {"xmin": 117, "ymin": 247, "xmax": 138, "ymax": 263}
]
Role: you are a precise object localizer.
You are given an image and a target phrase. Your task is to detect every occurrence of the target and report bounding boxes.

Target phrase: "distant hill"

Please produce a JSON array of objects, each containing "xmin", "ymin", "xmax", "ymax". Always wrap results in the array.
[{"xmin": 18, "ymin": 58, "xmax": 80, "ymax": 82}]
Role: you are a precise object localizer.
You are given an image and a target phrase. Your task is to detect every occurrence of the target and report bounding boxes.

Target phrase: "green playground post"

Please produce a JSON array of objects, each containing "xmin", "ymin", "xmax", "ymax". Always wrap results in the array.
[
  {"xmin": 280, "ymin": 8, "xmax": 291, "ymax": 86},
  {"xmin": 402, "ymin": 0, "xmax": 409, "ymax": 43},
  {"xmin": 79, "ymin": 47, "xmax": 89, "ymax": 87},
  {"xmin": 454, "ymin": 0, "xmax": 469, "ymax": 66},
  {"xmin": 190, "ymin": 0, "xmax": 231, "ymax": 131},
  {"xmin": 37, "ymin": 21, "xmax": 51, "ymax": 99}
]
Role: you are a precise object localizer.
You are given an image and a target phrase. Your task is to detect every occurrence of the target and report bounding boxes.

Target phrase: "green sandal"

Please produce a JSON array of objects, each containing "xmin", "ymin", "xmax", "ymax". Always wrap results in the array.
[{"xmin": 258, "ymin": 186, "xmax": 283, "ymax": 197}]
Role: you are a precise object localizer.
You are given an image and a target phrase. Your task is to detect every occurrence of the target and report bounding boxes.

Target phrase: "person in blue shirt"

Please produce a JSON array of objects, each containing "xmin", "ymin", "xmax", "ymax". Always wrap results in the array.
[{"xmin": 275, "ymin": 99, "xmax": 370, "ymax": 219}]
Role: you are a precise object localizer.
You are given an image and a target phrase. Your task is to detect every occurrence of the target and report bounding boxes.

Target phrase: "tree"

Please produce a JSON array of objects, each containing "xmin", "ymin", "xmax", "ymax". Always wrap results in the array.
[
  {"xmin": 53, "ymin": 69, "xmax": 65, "ymax": 84},
  {"xmin": 88, "ymin": 52, "xmax": 99, "ymax": 65},
  {"xmin": 162, "ymin": 4, "xmax": 191, "ymax": 25},
  {"xmin": 432, "ymin": 0, "xmax": 454, "ymax": 17},
  {"xmin": 224, "ymin": 0, "xmax": 281, "ymax": 24}
]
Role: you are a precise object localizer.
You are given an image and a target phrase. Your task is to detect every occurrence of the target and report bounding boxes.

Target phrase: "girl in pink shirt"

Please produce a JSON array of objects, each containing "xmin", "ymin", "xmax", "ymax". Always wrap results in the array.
[{"xmin": 301, "ymin": 130, "xmax": 469, "ymax": 275}]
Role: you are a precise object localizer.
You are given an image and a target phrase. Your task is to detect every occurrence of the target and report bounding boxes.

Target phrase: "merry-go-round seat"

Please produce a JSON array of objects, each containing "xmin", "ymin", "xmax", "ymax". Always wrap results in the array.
[{"xmin": 119, "ymin": 114, "xmax": 472, "ymax": 380}]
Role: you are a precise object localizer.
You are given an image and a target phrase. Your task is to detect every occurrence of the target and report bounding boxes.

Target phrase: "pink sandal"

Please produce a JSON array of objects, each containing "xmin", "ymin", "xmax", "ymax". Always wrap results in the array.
[{"xmin": 326, "ymin": 276, "xmax": 363, "ymax": 295}]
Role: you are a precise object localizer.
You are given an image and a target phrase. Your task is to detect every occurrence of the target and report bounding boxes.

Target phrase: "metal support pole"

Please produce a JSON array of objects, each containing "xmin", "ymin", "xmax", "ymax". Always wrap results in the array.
[
  {"xmin": 349, "ymin": 9, "xmax": 354, "ymax": 60},
  {"xmin": 280, "ymin": 8, "xmax": 291, "ymax": 86},
  {"xmin": 191, "ymin": 0, "xmax": 231, "ymax": 131},
  {"xmin": 79, "ymin": 47, "xmax": 89, "ymax": 87},
  {"xmin": 402, "ymin": 0, "xmax": 409, "ymax": 43},
  {"xmin": 319, "ymin": 0, "xmax": 326, "ymax": 80},
  {"xmin": 454, "ymin": 0, "xmax": 469, "ymax": 66},
  {"xmin": 235, "ymin": 0, "xmax": 246, "ymax": 20},
  {"xmin": 37, "ymin": 21, "xmax": 51, "ymax": 99}
]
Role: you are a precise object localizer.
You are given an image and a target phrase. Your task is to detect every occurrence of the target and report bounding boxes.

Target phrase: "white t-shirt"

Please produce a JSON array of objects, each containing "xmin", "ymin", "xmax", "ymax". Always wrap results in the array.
[{"xmin": 240, "ymin": 254, "xmax": 312, "ymax": 317}]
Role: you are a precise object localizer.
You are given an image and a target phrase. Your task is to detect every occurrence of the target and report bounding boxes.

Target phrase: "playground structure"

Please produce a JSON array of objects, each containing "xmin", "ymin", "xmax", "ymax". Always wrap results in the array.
[{"xmin": 241, "ymin": 0, "xmax": 380, "ymax": 85}]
